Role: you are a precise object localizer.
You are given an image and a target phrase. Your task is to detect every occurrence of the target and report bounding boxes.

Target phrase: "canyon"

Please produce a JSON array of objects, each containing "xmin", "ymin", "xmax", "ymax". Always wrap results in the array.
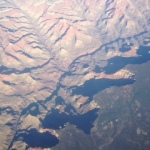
[{"xmin": 0, "ymin": 0, "xmax": 150, "ymax": 149}]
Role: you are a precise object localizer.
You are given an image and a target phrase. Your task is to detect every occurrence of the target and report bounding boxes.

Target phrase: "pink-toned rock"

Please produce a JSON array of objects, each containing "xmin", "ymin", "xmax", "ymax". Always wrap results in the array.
[{"xmin": 0, "ymin": 0, "xmax": 150, "ymax": 149}]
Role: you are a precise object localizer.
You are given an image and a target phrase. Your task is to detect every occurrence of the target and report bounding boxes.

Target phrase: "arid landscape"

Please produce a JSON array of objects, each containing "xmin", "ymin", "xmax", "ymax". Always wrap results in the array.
[{"xmin": 0, "ymin": 0, "xmax": 150, "ymax": 149}]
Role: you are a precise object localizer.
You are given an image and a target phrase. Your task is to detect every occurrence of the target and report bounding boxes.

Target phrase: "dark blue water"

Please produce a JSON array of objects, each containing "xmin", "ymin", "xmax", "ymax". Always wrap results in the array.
[
  {"xmin": 7, "ymin": 45, "xmax": 150, "ymax": 149},
  {"xmin": 16, "ymin": 129, "xmax": 59, "ymax": 149},
  {"xmin": 42, "ymin": 108, "xmax": 99, "ymax": 135},
  {"xmin": 119, "ymin": 42, "xmax": 133, "ymax": 52},
  {"xmin": 73, "ymin": 78, "xmax": 135, "ymax": 97},
  {"xmin": 15, "ymin": 107, "xmax": 98, "ymax": 149},
  {"xmin": 104, "ymin": 46, "xmax": 150, "ymax": 74}
]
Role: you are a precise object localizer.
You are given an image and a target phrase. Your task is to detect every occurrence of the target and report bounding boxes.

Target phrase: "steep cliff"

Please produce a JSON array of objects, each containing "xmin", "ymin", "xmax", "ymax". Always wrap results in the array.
[{"xmin": 0, "ymin": 0, "xmax": 150, "ymax": 149}]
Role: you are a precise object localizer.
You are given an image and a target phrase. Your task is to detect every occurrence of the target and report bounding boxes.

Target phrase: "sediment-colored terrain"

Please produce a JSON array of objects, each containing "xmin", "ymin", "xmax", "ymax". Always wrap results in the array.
[{"xmin": 0, "ymin": 0, "xmax": 150, "ymax": 149}]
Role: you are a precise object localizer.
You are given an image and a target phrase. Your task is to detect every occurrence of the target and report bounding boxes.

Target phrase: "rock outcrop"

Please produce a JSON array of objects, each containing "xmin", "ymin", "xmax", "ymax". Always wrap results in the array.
[{"xmin": 0, "ymin": 0, "xmax": 150, "ymax": 149}]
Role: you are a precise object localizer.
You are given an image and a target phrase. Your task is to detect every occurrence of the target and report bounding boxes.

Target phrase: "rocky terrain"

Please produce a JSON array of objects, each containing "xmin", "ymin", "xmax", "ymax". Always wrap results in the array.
[{"xmin": 0, "ymin": 0, "xmax": 150, "ymax": 149}]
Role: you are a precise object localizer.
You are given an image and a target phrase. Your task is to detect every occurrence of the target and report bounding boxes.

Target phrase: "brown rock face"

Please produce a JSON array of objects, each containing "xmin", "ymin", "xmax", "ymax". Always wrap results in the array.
[{"xmin": 0, "ymin": 0, "xmax": 150, "ymax": 149}]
